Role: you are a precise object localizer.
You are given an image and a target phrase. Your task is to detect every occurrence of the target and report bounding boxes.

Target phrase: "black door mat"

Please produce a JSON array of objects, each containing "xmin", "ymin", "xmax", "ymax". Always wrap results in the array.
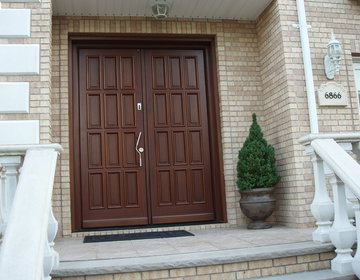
[{"xmin": 83, "ymin": 230, "xmax": 194, "ymax": 243}]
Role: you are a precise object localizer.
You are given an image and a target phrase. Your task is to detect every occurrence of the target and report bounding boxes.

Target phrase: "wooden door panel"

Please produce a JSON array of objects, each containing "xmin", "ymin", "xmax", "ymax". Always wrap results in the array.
[
  {"xmin": 184, "ymin": 57, "xmax": 199, "ymax": 89},
  {"xmin": 174, "ymin": 169, "xmax": 189, "ymax": 205},
  {"xmin": 122, "ymin": 132, "xmax": 138, "ymax": 167},
  {"xmin": 154, "ymin": 93, "xmax": 169, "ymax": 126},
  {"xmin": 173, "ymin": 131, "xmax": 187, "ymax": 165},
  {"xmin": 187, "ymin": 93, "xmax": 201, "ymax": 125},
  {"xmin": 87, "ymin": 94, "xmax": 102, "ymax": 128},
  {"xmin": 105, "ymin": 132, "xmax": 121, "ymax": 167},
  {"xmin": 152, "ymin": 56, "xmax": 167, "ymax": 89},
  {"xmin": 120, "ymin": 57, "xmax": 135, "ymax": 89},
  {"xmin": 157, "ymin": 170, "xmax": 172, "ymax": 205},
  {"xmin": 156, "ymin": 131, "xmax": 171, "ymax": 165},
  {"xmin": 146, "ymin": 49, "xmax": 215, "ymax": 224},
  {"xmin": 79, "ymin": 49, "xmax": 148, "ymax": 228},
  {"xmin": 171, "ymin": 93, "xmax": 185, "ymax": 126},
  {"xmin": 107, "ymin": 171, "xmax": 122, "ymax": 208},
  {"xmin": 104, "ymin": 94, "xmax": 119, "ymax": 128},
  {"xmin": 191, "ymin": 168, "xmax": 206, "ymax": 203},
  {"xmin": 121, "ymin": 94, "xmax": 136, "ymax": 127},
  {"xmin": 169, "ymin": 56, "xmax": 182, "ymax": 89},
  {"xmin": 87, "ymin": 56, "xmax": 101, "ymax": 90},
  {"xmin": 189, "ymin": 130, "xmax": 203, "ymax": 164},
  {"xmin": 87, "ymin": 132, "xmax": 103, "ymax": 168},
  {"xmin": 88, "ymin": 172, "xmax": 105, "ymax": 209},
  {"xmin": 103, "ymin": 56, "xmax": 117, "ymax": 90},
  {"xmin": 124, "ymin": 171, "xmax": 140, "ymax": 206}
]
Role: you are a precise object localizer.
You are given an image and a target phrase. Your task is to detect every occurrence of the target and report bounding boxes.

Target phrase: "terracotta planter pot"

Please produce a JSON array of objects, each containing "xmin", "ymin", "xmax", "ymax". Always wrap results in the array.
[{"xmin": 239, "ymin": 187, "xmax": 276, "ymax": 229}]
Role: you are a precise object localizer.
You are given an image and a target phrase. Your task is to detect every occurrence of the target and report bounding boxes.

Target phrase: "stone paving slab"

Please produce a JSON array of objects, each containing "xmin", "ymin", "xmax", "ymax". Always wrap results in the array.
[{"xmin": 54, "ymin": 226, "xmax": 314, "ymax": 262}]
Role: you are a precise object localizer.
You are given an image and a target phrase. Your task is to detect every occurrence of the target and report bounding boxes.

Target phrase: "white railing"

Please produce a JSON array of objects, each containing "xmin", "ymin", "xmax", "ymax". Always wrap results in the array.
[
  {"xmin": 0, "ymin": 144, "xmax": 62, "ymax": 280},
  {"xmin": 299, "ymin": 133, "xmax": 360, "ymax": 276}
]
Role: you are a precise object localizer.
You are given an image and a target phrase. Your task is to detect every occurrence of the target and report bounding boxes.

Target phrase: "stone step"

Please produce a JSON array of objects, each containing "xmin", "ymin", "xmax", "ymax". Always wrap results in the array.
[
  {"xmin": 247, "ymin": 269, "xmax": 357, "ymax": 280},
  {"xmin": 52, "ymin": 241, "xmax": 337, "ymax": 279}
]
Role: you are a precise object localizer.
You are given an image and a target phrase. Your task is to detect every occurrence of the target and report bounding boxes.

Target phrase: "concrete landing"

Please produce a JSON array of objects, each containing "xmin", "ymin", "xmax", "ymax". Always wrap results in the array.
[
  {"xmin": 52, "ymin": 226, "xmax": 339, "ymax": 279},
  {"xmin": 54, "ymin": 226, "xmax": 314, "ymax": 262}
]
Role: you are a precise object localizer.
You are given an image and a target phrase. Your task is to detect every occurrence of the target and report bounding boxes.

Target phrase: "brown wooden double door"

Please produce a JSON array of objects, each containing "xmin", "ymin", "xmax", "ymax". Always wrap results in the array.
[{"xmin": 77, "ymin": 48, "xmax": 215, "ymax": 228}]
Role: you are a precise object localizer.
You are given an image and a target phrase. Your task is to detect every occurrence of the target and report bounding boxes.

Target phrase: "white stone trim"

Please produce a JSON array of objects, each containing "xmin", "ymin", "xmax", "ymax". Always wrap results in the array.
[
  {"xmin": 0, "ymin": 144, "xmax": 63, "ymax": 154},
  {"xmin": 1, "ymin": 0, "xmax": 40, "ymax": 2},
  {"xmin": 298, "ymin": 133, "xmax": 360, "ymax": 146},
  {"xmin": 0, "ymin": 9, "xmax": 31, "ymax": 38},
  {"xmin": 0, "ymin": 82, "xmax": 29, "ymax": 113},
  {"xmin": 0, "ymin": 44, "xmax": 40, "ymax": 75},
  {"xmin": 0, "ymin": 120, "xmax": 39, "ymax": 145}
]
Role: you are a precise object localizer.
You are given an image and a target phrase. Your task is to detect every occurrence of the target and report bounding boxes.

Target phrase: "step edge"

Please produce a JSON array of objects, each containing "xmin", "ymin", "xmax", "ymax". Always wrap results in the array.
[
  {"xmin": 246, "ymin": 268, "xmax": 356, "ymax": 280},
  {"xmin": 52, "ymin": 241, "xmax": 335, "ymax": 277}
]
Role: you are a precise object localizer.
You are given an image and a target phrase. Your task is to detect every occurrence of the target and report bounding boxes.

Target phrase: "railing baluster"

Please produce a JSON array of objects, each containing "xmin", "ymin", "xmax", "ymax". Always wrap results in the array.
[
  {"xmin": 345, "ymin": 185, "xmax": 357, "ymax": 223},
  {"xmin": 0, "ymin": 144, "xmax": 62, "ymax": 280},
  {"xmin": 310, "ymin": 152, "xmax": 334, "ymax": 242},
  {"xmin": 43, "ymin": 205, "xmax": 59, "ymax": 280},
  {"xmin": 325, "ymin": 162, "xmax": 356, "ymax": 223},
  {"xmin": 329, "ymin": 174, "xmax": 356, "ymax": 274},
  {"xmin": 0, "ymin": 165, "xmax": 5, "ymax": 242},
  {"xmin": 0, "ymin": 156, "xmax": 22, "ymax": 239},
  {"xmin": 351, "ymin": 141, "xmax": 360, "ymax": 162}
]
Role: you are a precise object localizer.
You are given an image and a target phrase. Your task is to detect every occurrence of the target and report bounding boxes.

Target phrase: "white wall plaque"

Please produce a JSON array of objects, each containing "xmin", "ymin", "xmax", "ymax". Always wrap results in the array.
[
  {"xmin": 0, "ymin": 9, "xmax": 31, "ymax": 38},
  {"xmin": 317, "ymin": 81, "xmax": 348, "ymax": 107},
  {"xmin": 0, "ymin": 44, "xmax": 40, "ymax": 75},
  {"xmin": 0, "ymin": 120, "xmax": 39, "ymax": 145},
  {"xmin": 0, "ymin": 82, "xmax": 29, "ymax": 113}
]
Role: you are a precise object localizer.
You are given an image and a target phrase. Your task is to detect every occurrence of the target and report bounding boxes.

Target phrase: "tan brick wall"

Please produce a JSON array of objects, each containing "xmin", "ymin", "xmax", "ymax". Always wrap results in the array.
[
  {"xmin": 52, "ymin": 251, "xmax": 335, "ymax": 280},
  {"xmin": 0, "ymin": 0, "xmax": 53, "ymax": 143},
  {"xmin": 51, "ymin": 0, "xmax": 360, "ymax": 236},
  {"xmin": 51, "ymin": 16, "xmax": 263, "ymax": 236},
  {"xmin": 255, "ymin": 0, "xmax": 360, "ymax": 227},
  {"xmin": 303, "ymin": 0, "xmax": 360, "ymax": 133},
  {"xmin": 256, "ymin": 0, "xmax": 316, "ymax": 227}
]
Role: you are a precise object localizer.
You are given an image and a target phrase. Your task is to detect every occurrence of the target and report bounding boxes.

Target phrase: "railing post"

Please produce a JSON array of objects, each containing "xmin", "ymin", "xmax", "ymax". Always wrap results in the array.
[
  {"xmin": 310, "ymin": 151, "xmax": 334, "ymax": 242},
  {"xmin": 352, "ymin": 210, "xmax": 360, "ymax": 277},
  {"xmin": 329, "ymin": 174, "xmax": 356, "ymax": 274},
  {"xmin": 0, "ymin": 155, "xmax": 22, "ymax": 238}
]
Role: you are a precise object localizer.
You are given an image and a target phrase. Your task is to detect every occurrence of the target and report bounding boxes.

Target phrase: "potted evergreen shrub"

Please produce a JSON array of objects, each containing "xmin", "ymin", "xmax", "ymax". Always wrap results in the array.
[{"xmin": 236, "ymin": 113, "xmax": 280, "ymax": 229}]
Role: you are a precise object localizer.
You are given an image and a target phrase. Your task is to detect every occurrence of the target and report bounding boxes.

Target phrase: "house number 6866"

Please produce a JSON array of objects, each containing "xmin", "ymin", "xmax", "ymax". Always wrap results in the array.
[{"xmin": 324, "ymin": 92, "xmax": 342, "ymax": 99}]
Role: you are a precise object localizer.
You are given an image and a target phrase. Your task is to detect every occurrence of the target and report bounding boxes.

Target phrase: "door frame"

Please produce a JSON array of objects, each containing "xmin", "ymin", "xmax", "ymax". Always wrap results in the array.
[{"xmin": 69, "ymin": 34, "xmax": 226, "ymax": 231}]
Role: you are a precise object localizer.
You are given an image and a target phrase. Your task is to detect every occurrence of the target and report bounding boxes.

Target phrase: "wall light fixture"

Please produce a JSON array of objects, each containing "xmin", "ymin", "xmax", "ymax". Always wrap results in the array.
[{"xmin": 324, "ymin": 33, "xmax": 343, "ymax": 80}]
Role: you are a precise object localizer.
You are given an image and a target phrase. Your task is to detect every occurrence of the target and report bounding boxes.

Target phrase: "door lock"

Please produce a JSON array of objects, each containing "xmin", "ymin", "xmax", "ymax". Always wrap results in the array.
[{"xmin": 137, "ymin": 103, "xmax": 142, "ymax": 111}]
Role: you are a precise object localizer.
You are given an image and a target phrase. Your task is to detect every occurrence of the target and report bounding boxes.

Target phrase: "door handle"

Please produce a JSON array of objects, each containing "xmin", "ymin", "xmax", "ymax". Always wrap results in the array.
[{"xmin": 135, "ymin": 132, "xmax": 144, "ymax": 167}]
